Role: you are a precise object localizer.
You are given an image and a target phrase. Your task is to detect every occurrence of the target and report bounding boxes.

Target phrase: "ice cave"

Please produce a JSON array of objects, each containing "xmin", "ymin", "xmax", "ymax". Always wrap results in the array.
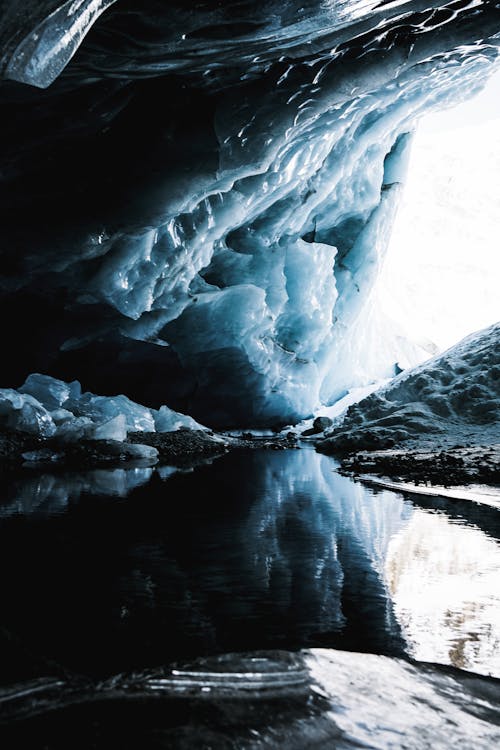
[{"xmin": 0, "ymin": 2, "xmax": 499, "ymax": 747}]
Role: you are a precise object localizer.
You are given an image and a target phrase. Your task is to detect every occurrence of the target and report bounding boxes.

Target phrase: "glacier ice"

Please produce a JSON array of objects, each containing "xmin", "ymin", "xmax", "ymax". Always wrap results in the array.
[
  {"xmin": 153, "ymin": 405, "xmax": 204, "ymax": 433},
  {"xmin": 0, "ymin": 1, "xmax": 118, "ymax": 88},
  {"xmin": 1, "ymin": 2, "xmax": 500, "ymax": 428},
  {"xmin": 67, "ymin": 392, "xmax": 156, "ymax": 433},
  {"xmin": 0, "ymin": 389, "xmax": 56, "ymax": 438},
  {"xmin": 91, "ymin": 414, "xmax": 127, "ymax": 442},
  {"xmin": 19, "ymin": 373, "xmax": 81, "ymax": 410},
  {"xmin": 0, "ymin": 373, "xmax": 207, "ymax": 442}
]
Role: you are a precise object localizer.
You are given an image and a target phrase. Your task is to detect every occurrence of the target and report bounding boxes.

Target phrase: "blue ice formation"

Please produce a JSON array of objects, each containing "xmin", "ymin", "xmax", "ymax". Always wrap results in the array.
[
  {"xmin": 0, "ymin": 373, "xmax": 204, "ymax": 441},
  {"xmin": 1, "ymin": 2, "xmax": 500, "ymax": 428}
]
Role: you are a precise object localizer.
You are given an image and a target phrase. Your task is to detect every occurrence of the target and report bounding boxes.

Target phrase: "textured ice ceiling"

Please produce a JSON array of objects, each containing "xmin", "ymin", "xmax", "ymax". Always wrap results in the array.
[{"xmin": 1, "ymin": 1, "xmax": 500, "ymax": 428}]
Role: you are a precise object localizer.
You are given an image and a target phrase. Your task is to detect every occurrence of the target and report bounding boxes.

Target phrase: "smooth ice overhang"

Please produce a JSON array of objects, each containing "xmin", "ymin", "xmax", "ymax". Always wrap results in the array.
[
  {"xmin": 3, "ymin": 1, "xmax": 500, "ymax": 89},
  {"xmin": 0, "ymin": 0, "xmax": 118, "ymax": 88}
]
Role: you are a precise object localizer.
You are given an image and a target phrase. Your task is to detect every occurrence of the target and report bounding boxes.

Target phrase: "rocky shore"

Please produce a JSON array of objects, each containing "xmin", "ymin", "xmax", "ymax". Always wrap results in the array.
[
  {"xmin": 325, "ymin": 443, "xmax": 500, "ymax": 486},
  {"xmin": 0, "ymin": 426, "xmax": 299, "ymax": 474}
]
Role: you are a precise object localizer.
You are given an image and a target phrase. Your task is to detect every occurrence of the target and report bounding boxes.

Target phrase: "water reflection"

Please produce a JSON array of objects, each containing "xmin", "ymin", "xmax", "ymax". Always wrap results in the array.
[
  {"xmin": 0, "ymin": 466, "xmax": 154, "ymax": 517},
  {"xmin": 0, "ymin": 447, "xmax": 498, "ymax": 681},
  {"xmin": 386, "ymin": 512, "xmax": 500, "ymax": 676}
]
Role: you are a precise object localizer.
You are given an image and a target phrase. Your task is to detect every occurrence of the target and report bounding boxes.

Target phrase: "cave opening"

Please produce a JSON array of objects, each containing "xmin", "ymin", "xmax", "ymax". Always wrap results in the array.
[
  {"xmin": 377, "ymin": 67, "xmax": 500, "ymax": 365},
  {"xmin": 1, "ymin": 3, "xmax": 500, "ymax": 745}
]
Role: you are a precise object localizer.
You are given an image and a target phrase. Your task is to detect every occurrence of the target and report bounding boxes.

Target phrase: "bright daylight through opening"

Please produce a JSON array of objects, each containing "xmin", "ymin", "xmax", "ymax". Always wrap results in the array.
[{"xmin": 378, "ymin": 68, "xmax": 500, "ymax": 360}]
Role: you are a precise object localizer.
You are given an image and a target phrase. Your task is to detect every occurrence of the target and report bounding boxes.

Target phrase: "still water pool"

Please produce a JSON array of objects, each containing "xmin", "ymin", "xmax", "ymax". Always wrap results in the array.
[{"xmin": 1, "ymin": 446, "xmax": 499, "ymax": 684}]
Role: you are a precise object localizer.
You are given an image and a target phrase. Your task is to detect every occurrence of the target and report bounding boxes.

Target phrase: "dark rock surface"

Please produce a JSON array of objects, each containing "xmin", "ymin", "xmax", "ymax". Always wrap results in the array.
[
  {"xmin": 335, "ymin": 444, "xmax": 500, "ymax": 486},
  {"xmin": 301, "ymin": 416, "xmax": 333, "ymax": 437},
  {"xmin": 0, "ymin": 425, "xmax": 300, "ymax": 475}
]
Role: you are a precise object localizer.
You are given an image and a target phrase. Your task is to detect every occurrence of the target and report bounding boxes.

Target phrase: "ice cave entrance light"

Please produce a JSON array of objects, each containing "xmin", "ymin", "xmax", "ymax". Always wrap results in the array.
[{"xmin": 378, "ymin": 69, "xmax": 500, "ymax": 357}]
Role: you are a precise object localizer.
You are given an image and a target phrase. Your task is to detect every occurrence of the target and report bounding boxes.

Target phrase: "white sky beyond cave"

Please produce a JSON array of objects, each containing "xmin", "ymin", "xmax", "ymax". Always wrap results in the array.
[{"xmin": 378, "ymin": 68, "xmax": 500, "ymax": 354}]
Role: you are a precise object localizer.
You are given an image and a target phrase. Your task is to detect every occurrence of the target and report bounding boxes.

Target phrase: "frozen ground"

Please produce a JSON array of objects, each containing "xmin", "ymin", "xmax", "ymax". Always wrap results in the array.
[{"xmin": 320, "ymin": 322, "xmax": 500, "ymax": 450}]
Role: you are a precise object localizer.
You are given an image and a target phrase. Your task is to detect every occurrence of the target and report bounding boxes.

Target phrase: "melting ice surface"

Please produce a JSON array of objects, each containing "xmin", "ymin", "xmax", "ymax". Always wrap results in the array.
[{"xmin": 1, "ymin": 446, "xmax": 499, "ymax": 682}]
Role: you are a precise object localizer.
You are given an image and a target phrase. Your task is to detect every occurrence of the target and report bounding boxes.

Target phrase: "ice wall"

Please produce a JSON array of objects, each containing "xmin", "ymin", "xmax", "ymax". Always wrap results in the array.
[{"xmin": 1, "ymin": 2, "xmax": 500, "ymax": 428}]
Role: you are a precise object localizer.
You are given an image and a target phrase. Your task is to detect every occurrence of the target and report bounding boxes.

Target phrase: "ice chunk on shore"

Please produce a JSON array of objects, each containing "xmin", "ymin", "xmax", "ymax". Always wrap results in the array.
[
  {"xmin": 153, "ymin": 405, "xmax": 207, "ymax": 433},
  {"xmin": 91, "ymin": 414, "xmax": 127, "ymax": 442},
  {"xmin": 50, "ymin": 408, "xmax": 76, "ymax": 424},
  {"xmin": 69, "ymin": 392, "xmax": 156, "ymax": 433},
  {"xmin": 19, "ymin": 373, "xmax": 81, "ymax": 409},
  {"xmin": 55, "ymin": 416, "xmax": 94, "ymax": 441},
  {"xmin": 0, "ymin": 389, "xmax": 56, "ymax": 437},
  {"xmin": 0, "ymin": 374, "xmax": 209, "ymax": 443}
]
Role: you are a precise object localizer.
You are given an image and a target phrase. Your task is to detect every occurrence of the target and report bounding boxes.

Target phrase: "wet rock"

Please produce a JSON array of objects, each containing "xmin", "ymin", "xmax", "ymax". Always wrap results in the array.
[
  {"xmin": 128, "ymin": 428, "xmax": 230, "ymax": 466},
  {"xmin": 302, "ymin": 416, "xmax": 333, "ymax": 436}
]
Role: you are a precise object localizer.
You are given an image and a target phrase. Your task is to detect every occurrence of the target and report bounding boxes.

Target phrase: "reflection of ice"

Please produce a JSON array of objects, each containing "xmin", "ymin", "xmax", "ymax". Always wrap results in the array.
[
  {"xmin": 386, "ymin": 511, "xmax": 500, "ymax": 677},
  {"xmin": 2, "ymin": 447, "xmax": 499, "ymax": 677},
  {"xmin": 234, "ymin": 449, "xmax": 412, "ymax": 648},
  {"xmin": 0, "ymin": 467, "xmax": 153, "ymax": 518},
  {"xmin": 319, "ymin": 462, "xmax": 413, "ymax": 574},
  {"xmin": 242, "ymin": 451, "xmax": 346, "ymax": 635},
  {"xmin": 250, "ymin": 449, "xmax": 412, "ymax": 571}
]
